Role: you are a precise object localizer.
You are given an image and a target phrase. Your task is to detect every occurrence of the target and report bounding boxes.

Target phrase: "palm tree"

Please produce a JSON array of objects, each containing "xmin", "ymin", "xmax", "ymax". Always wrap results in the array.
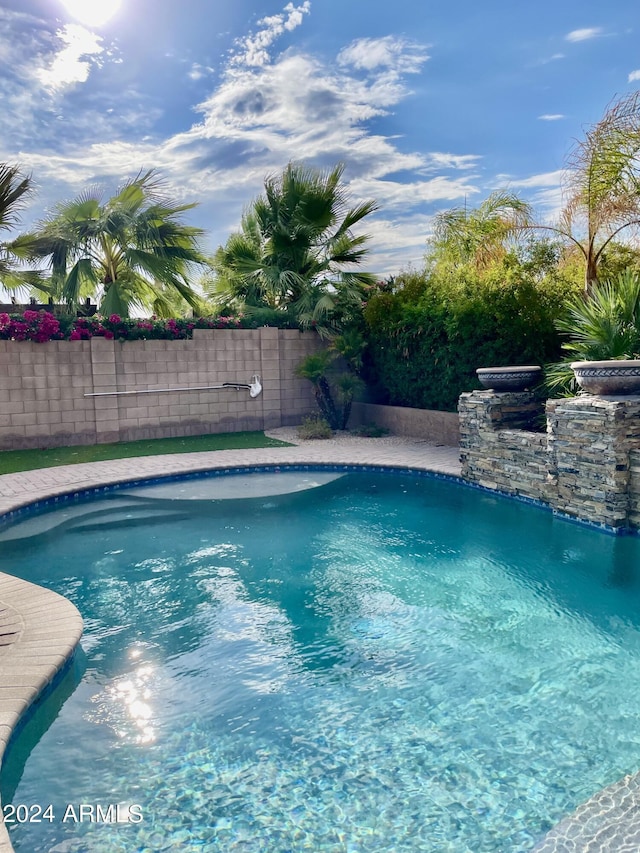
[
  {"xmin": 33, "ymin": 170, "xmax": 207, "ymax": 317},
  {"xmin": 526, "ymin": 92, "xmax": 640, "ymax": 294},
  {"xmin": 210, "ymin": 162, "xmax": 378, "ymax": 333},
  {"xmin": 565, "ymin": 92, "xmax": 640, "ymax": 292},
  {"xmin": 430, "ymin": 190, "xmax": 533, "ymax": 270},
  {"xmin": 432, "ymin": 93, "xmax": 640, "ymax": 295},
  {"xmin": 0, "ymin": 163, "xmax": 46, "ymax": 295},
  {"xmin": 546, "ymin": 269, "xmax": 640, "ymax": 394}
]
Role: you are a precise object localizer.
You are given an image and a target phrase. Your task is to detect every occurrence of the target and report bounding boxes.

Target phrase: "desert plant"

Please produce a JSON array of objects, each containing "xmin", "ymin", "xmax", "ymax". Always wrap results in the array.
[
  {"xmin": 334, "ymin": 372, "xmax": 364, "ymax": 430},
  {"xmin": 350, "ymin": 423, "xmax": 390, "ymax": 437},
  {"xmin": 0, "ymin": 163, "xmax": 47, "ymax": 295},
  {"xmin": 430, "ymin": 190, "xmax": 533, "ymax": 270},
  {"xmin": 295, "ymin": 338, "xmax": 365, "ymax": 430},
  {"xmin": 297, "ymin": 416, "xmax": 333, "ymax": 440},
  {"xmin": 546, "ymin": 269, "xmax": 640, "ymax": 394},
  {"xmin": 520, "ymin": 92, "xmax": 640, "ymax": 293}
]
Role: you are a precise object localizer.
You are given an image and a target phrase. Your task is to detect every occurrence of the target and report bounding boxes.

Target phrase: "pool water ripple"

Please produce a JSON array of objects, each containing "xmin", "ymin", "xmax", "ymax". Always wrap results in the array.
[{"xmin": 1, "ymin": 471, "xmax": 640, "ymax": 851}]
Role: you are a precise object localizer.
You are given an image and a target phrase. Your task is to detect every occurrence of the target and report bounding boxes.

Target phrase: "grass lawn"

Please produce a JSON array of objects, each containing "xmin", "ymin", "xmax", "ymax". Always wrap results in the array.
[{"xmin": 0, "ymin": 431, "xmax": 294, "ymax": 475}]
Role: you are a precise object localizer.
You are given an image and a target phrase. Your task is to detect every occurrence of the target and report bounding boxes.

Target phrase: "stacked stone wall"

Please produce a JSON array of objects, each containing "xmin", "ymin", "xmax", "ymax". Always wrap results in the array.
[
  {"xmin": 624, "ymin": 450, "xmax": 640, "ymax": 529},
  {"xmin": 547, "ymin": 396, "xmax": 640, "ymax": 528},
  {"xmin": 459, "ymin": 390, "xmax": 640, "ymax": 530},
  {"xmin": 459, "ymin": 391, "xmax": 551, "ymax": 502}
]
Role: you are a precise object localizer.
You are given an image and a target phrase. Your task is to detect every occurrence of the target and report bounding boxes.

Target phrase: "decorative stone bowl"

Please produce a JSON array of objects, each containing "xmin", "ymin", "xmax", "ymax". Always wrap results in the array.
[
  {"xmin": 571, "ymin": 360, "xmax": 640, "ymax": 395},
  {"xmin": 476, "ymin": 365, "xmax": 542, "ymax": 391}
]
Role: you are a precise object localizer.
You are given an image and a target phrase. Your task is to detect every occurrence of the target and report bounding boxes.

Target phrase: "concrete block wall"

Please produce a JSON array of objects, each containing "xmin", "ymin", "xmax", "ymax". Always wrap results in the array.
[
  {"xmin": 350, "ymin": 402, "xmax": 460, "ymax": 447},
  {"xmin": 0, "ymin": 339, "xmax": 96, "ymax": 449},
  {"xmin": 0, "ymin": 329, "xmax": 323, "ymax": 450},
  {"xmin": 460, "ymin": 389, "xmax": 640, "ymax": 530}
]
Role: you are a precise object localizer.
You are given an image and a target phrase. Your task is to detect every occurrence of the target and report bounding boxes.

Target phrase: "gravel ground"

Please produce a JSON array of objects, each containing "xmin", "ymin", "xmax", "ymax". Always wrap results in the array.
[{"xmin": 264, "ymin": 426, "xmax": 445, "ymax": 448}]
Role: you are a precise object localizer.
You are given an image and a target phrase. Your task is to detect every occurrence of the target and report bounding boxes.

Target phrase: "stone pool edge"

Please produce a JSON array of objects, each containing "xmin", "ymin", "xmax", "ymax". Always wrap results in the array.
[{"xmin": 0, "ymin": 578, "xmax": 82, "ymax": 852}]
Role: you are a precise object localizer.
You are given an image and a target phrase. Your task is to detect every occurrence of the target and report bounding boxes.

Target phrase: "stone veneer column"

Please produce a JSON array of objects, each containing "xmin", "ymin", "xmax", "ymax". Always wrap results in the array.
[
  {"xmin": 547, "ymin": 395, "xmax": 640, "ymax": 529},
  {"xmin": 459, "ymin": 390, "xmax": 551, "ymax": 498},
  {"xmin": 90, "ymin": 337, "xmax": 120, "ymax": 444},
  {"xmin": 459, "ymin": 389, "xmax": 640, "ymax": 529}
]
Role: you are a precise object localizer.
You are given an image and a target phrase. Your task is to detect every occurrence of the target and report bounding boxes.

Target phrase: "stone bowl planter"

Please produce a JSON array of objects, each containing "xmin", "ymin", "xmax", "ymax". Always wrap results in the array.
[
  {"xmin": 476, "ymin": 365, "xmax": 542, "ymax": 392},
  {"xmin": 571, "ymin": 360, "xmax": 640, "ymax": 395}
]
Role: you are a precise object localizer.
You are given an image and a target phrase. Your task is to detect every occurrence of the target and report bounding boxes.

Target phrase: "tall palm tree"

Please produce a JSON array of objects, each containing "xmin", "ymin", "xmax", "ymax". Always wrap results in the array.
[
  {"xmin": 0, "ymin": 163, "xmax": 46, "ymax": 295},
  {"xmin": 518, "ymin": 92, "xmax": 640, "ymax": 294},
  {"xmin": 559, "ymin": 91, "xmax": 640, "ymax": 292},
  {"xmin": 33, "ymin": 170, "xmax": 207, "ymax": 317},
  {"xmin": 430, "ymin": 190, "xmax": 533, "ymax": 270},
  {"xmin": 210, "ymin": 162, "xmax": 378, "ymax": 332}
]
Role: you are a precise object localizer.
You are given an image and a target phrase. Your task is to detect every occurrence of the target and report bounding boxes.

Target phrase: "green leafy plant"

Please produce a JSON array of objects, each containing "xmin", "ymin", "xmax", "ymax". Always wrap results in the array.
[
  {"xmin": 31, "ymin": 170, "xmax": 207, "ymax": 317},
  {"xmin": 0, "ymin": 163, "xmax": 47, "ymax": 295},
  {"xmin": 295, "ymin": 333, "xmax": 365, "ymax": 429},
  {"xmin": 297, "ymin": 416, "xmax": 333, "ymax": 440},
  {"xmin": 362, "ymin": 261, "xmax": 571, "ymax": 411},
  {"xmin": 546, "ymin": 269, "xmax": 640, "ymax": 394},
  {"xmin": 208, "ymin": 162, "xmax": 378, "ymax": 335},
  {"xmin": 350, "ymin": 423, "xmax": 390, "ymax": 437}
]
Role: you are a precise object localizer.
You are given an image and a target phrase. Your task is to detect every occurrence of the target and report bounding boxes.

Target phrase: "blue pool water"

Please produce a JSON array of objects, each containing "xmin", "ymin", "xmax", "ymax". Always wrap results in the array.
[{"xmin": 1, "ymin": 469, "xmax": 640, "ymax": 852}]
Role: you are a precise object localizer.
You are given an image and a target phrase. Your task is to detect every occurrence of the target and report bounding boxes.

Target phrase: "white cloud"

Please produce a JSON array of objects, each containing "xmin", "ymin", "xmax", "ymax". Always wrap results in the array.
[
  {"xmin": 424, "ymin": 153, "xmax": 480, "ymax": 171},
  {"xmin": 497, "ymin": 170, "xmax": 566, "ymax": 222},
  {"xmin": 565, "ymin": 27, "xmax": 603, "ymax": 43},
  {"xmin": 349, "ymin": 176, "xmax": 480, "ymax": 210},
  {"xmin": 0, "ymin": 1, "xmax": 480, "ymax": 273},
  {"xmin": 35, "ymin": 23, "xmax": 103, "ymax": 91},
  {"xmin": 338, "ymin": 36, "xmax": 429, "ymax": 74},
  {"xmin": 188, "ymin": 63, "xmax": 214, "ymax": 81},
  {"xmin": 629, "ymin": 69, "xmax": 640, "ymax": 83},
  {"xmin": 538, "ymin": 114, "xmax": 565, "ymax": 121},
  {"xmin": 504, "ymin": 170, "xmax": 565, "ymax": 189},
  {"xmin": 232, "ymin": 1, "xmax": 311, "ymax": 67}
]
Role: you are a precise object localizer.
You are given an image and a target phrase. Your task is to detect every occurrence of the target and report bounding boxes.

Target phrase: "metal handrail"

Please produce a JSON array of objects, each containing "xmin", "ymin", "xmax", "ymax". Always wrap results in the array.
[{"xmin": 84, "ymin": 375, "xmax": 262, "ymax": 398}]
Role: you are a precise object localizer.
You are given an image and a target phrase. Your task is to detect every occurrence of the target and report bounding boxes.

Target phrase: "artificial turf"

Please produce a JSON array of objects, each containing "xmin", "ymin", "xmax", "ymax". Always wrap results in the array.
[{"xmin": 0, "ymin": 431, "xmax": 293, "ymax": 475}]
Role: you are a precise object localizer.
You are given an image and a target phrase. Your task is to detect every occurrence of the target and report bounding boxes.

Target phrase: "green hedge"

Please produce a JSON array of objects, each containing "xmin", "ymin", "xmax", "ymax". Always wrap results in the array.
[{"xmin": 362, "ymin": 267, "xmax": 575, "ymax": 412}]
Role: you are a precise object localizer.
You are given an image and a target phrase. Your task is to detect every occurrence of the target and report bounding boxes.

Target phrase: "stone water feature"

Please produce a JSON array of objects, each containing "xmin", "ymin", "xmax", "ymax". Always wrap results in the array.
[{"xmin": 459, "ymin": 390, "xmax": 640, "ymax": 531}]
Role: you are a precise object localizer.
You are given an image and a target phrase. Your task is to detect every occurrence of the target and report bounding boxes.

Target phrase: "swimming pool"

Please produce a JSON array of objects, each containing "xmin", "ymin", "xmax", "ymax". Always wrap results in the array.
[{"xmin": 1, "ymin": 467, "xmax": 640, "ymax": 852}]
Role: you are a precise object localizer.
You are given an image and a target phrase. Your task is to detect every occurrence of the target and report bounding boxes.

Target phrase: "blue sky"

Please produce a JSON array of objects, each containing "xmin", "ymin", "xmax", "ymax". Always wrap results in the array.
[{"xmin": 1, "ymin": 0, "xmax": 640, "ymax": 275}]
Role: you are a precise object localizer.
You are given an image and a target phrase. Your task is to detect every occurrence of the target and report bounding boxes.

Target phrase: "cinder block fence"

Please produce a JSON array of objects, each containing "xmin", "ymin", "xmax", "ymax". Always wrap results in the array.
[{"xmin": 0, "ymin": 328, "xmax": 323, "ymax": 450}]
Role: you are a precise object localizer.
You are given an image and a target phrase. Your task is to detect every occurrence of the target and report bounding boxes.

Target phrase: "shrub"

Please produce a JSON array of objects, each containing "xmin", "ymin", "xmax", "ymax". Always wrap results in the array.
[
  {"xmin": 0, "ymin": 310, "xmax": 63, "ymax": 342},
  {"xmin": 297, "ymin": 416, "xmax": 333, "ymax": 440},
  {"xmin": 350, "ymin": 423, "xmax": 390, "ymax": 437},
  {"xmin": 0, "ymin": 310, "xmax": 300, "ymax": 343},
  {"xmin": 362, "ymin": 264, "xmax": 576, "ymax": 411},
  {"xmin": 295, "ymin": 339, "xmax": 364, "ymax": 430},
  {"xmin": 546, "ymin": 269, "xmax": 640, "ymax": 395}
]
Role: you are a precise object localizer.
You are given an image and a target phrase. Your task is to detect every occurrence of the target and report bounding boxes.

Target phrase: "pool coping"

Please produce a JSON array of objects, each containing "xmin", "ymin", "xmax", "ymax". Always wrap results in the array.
[{"xmin": 0, "ymin": 438, "xmax": 637, "ymax": 852}]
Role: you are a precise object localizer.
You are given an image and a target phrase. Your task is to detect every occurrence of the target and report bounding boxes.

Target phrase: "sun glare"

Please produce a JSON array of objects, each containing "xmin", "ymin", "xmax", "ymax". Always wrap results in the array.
[{"xmin": 59, "ymin": 0, "xmax": 122, "ymax": 28}]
